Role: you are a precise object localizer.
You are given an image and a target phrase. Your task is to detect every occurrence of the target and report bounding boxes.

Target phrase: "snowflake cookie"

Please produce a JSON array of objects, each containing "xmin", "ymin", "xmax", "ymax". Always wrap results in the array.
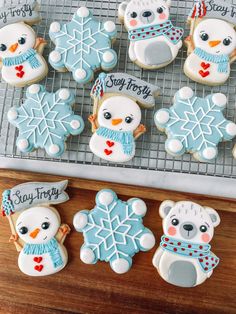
[
  {"xmin": 49, "ymin": 7, "xmax": 117, "ymax": 84},
  {"xmin": 8, "ymin": 84, "xmax": 84, "ymax": 157},
  {"xmin": 154, "ymin": 87, "xmax": 236, "ymax": 162},
  {"xmin": 73, "ymin": 189, "xmax": 155, "ymax": 274}
]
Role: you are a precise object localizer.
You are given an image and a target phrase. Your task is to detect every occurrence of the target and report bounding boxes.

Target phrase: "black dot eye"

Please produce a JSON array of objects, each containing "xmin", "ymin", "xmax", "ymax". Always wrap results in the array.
[
  {"xmin": 200, "ymin": 225, "xmax": 207, "ymax": 233},
  {"xmin": 0, "ymin": 44, "xmax": 7, "ymax": 51},
  {"xmin": 104, "ymin": 112, "xmax": 112, "ymax": 120},
  {"xmin": 200, "ymin": 33, "xmax": 209, "ymax": 41},
  {"xmin": 19, "ymin": 226, "xmax": 28, "ymax": 234},
  {"xmin": 131, "ymin": 12, "xmax": 137, "ymax": 18},
  {"xmin": 157, "ymin": 7, "xmax": 164, "ymax": 14},
  {"xmin": 171, "ymin": 218, "xmax": 179, "ymax": 226},
  {"xmin": 223, "ymin": 38, "xmax": 231, "ymax": 46},
  {"xmin": 41, "ymin": 222, "xmax": 50, "ymax": 230},
  {"xmin": 18, "ymin": 37, "xmax": 26, "ymax": 45},
  {"xmin": 125, "ymin": 116, "xmax": 133, "ymax": 124}
]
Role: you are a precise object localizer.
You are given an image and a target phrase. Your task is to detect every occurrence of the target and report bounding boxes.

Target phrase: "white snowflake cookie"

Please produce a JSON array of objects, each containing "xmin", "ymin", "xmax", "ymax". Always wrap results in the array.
[
  {"xmin": 73, "ymin": 189, "xmax": 155, "ymax": 274},
  {"xmin": 8, "ymin": 84, "xmax": 84, "ymax": 157},
  {"xmin": 154, "ymin": 87, "xmax": 236, "ymax": 162},
  {"xmin": 153, "ymin": 200, "xmax": 220, "ymax": 287},
  {"xmin": 49, "ymin": 7, "xmax": 117, "ymax": 84}
]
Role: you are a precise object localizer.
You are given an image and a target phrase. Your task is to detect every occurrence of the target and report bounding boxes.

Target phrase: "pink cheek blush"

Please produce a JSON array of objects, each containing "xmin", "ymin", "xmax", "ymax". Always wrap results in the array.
[
  {"xmin": 201, "ymin": 233, "xmax": 211, "ymax": 243},
  {"xmin": 159, "ymin": 13, "xmax": 167, "ymax": 20},
  {"xmin": 130, "ymin": 19, "xmax": 138, "ymax": 27},
  {"xmin": 168, "ymin": 226, "xmax": 176, "ymax": 236}
]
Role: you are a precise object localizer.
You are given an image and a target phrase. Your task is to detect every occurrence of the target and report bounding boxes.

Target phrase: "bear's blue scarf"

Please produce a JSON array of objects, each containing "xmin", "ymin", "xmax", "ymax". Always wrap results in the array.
[
  {"xmin": 160, "ymin": 235, "xmax": 219, "ymax": 273},
  {"xmin": 3, "ymin": 48, "xmax": 41, "ymax": 69}
]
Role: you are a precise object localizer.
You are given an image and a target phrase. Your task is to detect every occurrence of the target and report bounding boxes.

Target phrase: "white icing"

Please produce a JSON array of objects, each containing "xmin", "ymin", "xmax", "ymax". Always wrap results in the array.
[
  {"xmin": 49, "ymin": 50, "xmax": 62, "ymax": 63},
  {"xmin": 80, "ymin": 247, "xmax": 95, "ymax": 264},
  {"xmin": 98, "ymin": 191, "xmax": 114, "ymax": 206},
  {"xmin": 59, "ymin": 88, "xmax": 70, "ymax": 100},
  {"xmin": 102, "ymin": 51, "xmax": 115, "ymax": 63},
  {"xmin": 75, "ymin": 68, "xmax": 87, "ymax": 80},
  {"xmin": 18, "ymin": 138, "xmax": 29, "ymax": 150},
  {"xmin": 49, "ymin": 144, "xmax": 60, "ymax": 155},
  {"xmin": 178, "ymin": 87, "xmax": 194, "ymax": 100},
  {"xmin": 139, "ymin": 233, "xmax": 155, "ymax": 250},
  {"xmin": 167, "ymin": 139, "xmax": 183, "ymax": 154},
  {"xmin": 7, "ymin": 109, "xmax": 18, "ymax": 121},
  {"xmin": 226, "ymin": 123, "xmax": 236, "ymax": 137},
  {"xmin": 73, "ymin": 212, "xmax": 88, "ymax": 231},
  {"xmin": 50, "ymin": 22, "xmax": 61, "ymax": 33},
  {"xmin": 104, "ymin": 21, "xmax": 116, "ymax": 33},
  {"xmin": 70, "ymin": 120, "xmax": 80, "ymax": 130},
  {"xmin": 202, "ymin": 147, "xmax": 217, "ymax": 160},
  {"xmin": 77, "ymin": 7, "xmax": 90, "ymax": 18},
  {"xmin": 28, "ymin": 84, "xmax": 40, "ymax": 94},
  {"xmin": 155, "ymin": 110, "xmax": 170, "ymax": 125},
  {"xmin": 212, "ymin": 93, "xmax": 227, "ymax": 107},
  {"xmin": 131, "ymin": 199, "xmax": 147, "ymax": 216},
  {"xmin": 111, "ymin": 258, "xmax": 130, "ymax": 274}
]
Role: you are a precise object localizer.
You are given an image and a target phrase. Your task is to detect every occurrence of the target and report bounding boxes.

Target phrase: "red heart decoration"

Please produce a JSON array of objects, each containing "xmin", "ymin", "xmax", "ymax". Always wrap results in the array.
[
  {"xmin": 199, "ymin": 70, "xmax": 210, "ymax": 78},
  {"xmin": 15, "ymin": 65, "xmax": 23, "ymax": 71},
  {"xmin": 104, "ymin": 149, "xmax": 112, "ymax": 155},
  {"xmin": 201, "ymin": 62, "xmax": 210, "ymax": 70},
  {"xmin": 33, "ymin": 257, "xmax": 43, "ymax": 263},
  {"xmin": 16, "ymin": 71, "xmax": 25, "ymax": 78},
  {"xmin": 34, "ymin": 265, "xmax": 43, "ymax": 272},
  {"xmin": 106, "ymin": 141, "xmax": 114, "ymax": 148}
]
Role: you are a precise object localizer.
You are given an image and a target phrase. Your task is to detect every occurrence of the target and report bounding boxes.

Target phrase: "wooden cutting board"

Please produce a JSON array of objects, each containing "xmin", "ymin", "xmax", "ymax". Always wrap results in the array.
[{"xmin": 0, "ymin": 169, "xmax": 235, "ymax": 314}]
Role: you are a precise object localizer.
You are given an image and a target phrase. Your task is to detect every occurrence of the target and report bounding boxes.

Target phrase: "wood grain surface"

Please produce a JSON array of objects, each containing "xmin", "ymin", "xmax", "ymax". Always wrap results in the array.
[{"xmin": 0, "ymin": 169, "xmax": 235, "ymax": 314}]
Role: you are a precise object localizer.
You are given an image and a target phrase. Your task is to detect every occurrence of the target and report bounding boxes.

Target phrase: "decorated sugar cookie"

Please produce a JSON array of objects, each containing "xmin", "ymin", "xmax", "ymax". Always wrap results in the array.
[
  {"xmin": 0, "ymin": 1, "xmax": 48, "ymax": 87},
  {"xmin": 153, "ymin": 200, "xmax": 220, "ymax": 287},
  {"xmin": 89, "ymin": 72, "xmax": 160, "ymax": 163},
  {"xmin": 8, "ymin": 84, "xmax": 84, "ymax": 157},
  {"xmin": 73, "ymin": 189, "xmax": 155, "ymax": 274},
  {"xmin": 49, "ymin": 7, "xmax": 117, "ymax": 85},
  {"xmin": 184, "ymin": 0, "xmax": 236, "ymax": 86},
  {"xmin": 1, "ymin": 181, "xmax": 70, "ymax": 276},
  {"xmin": 154, "ymin": 87, "xmax": 236, "ymax": 162},
  {"xmin": 118, "ymin": 0, "xmax": 184, "ymax": 69}
]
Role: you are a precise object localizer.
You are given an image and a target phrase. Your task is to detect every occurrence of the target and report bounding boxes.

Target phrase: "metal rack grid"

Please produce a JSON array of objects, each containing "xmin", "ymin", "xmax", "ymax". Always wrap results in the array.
[{"xmin": 0, "ymin": 0, "xmax": 236, "ymax": 179}]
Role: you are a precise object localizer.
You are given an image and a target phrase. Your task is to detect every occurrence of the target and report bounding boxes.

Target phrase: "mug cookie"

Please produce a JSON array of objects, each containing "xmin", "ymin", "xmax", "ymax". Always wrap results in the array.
[
  {"xmin": 0, "ymin": 1, "xmax": 48, "ymax": 87},
  {"xmin": 73, "ymin": 189, "xmax": 155, "ymax": 274},
  {"xmin": 89, "ymin": 72, "xmax": 160, "ymax": 163},
  {"xmin": 1, "ymin": 180, "xmax": 70, "ymax": 276},
  {"xmin": 154, "ymin": 87, "xmax": 236, "ymax": 162},
  {"xmin": 118, "ymin": 0, "xmax": 183, "ymax": 69},
  {"xmin": 184, "ymin": 0, "xmax": 236, "ymax": 86},
  {"xmin": 153, "ymin": 200, "xmax": 220, "ymax": 287},
  {"xmin": 49, "ymin": 7, "xmax": 117, "ymax": 85},
  {"xmin": 8, "ymin": 84, "xmax": 84, "ymax": 157}
]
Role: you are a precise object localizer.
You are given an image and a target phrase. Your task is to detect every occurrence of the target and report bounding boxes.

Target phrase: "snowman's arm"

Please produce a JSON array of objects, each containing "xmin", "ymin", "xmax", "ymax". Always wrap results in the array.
[
  {"xmin": 9, "ymin": 233, "xmax": 23, "ymax": 251},
  {"xmin": 88, "ymin": 114, "xmax": 98, "ymax": 131},
  {"xmin": 134, "ymin": 124, "xmax": 146, "ymax": 140},
  {"xmin": 129, "ymin": 42, "xmax": 137, "ymax": 61},
  {"xmin": 34, "ymin": 37, "xmax": 47, "ymax": 54},
  {"xmin": 184, "ymin": 35, "xmax": 195, "ymax": 54},
  {"xmin": 57, "ymin": 224, "xmax": 71, "ymax": 244},
  {"xmin": 152, "ymin": 247, "xmax": 164, "ymax": 269},
  {"xmin": 230, "ymin": 48, "xmax": 236, "ymax": 63}
]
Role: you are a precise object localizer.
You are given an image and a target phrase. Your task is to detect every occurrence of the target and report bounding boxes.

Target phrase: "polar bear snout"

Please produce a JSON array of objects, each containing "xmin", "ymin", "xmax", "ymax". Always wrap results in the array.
[
  {"xmin": 141, "ymin": 10, "xmax": 155, "ymax": 24},
  {"xmin": 180, "ymin": 222, "xmax": 197, "ymax": 239}
]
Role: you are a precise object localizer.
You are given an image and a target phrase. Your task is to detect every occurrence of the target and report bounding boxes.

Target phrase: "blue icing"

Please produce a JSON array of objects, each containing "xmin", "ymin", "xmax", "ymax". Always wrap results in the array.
[
  {"xmin": 2, "ymin": 189, "xmax": 15, "ymax": 216},
  {"xmin": 8, "ymin": 84, "xmax": 84, "ymax": 158},
  {"xmin": 49, "ymin": 8, "xmax": 117, "ymax": 84},
  {"xmin": 76, "ymin": 189, "xmax": 154, "ymax": 273}
]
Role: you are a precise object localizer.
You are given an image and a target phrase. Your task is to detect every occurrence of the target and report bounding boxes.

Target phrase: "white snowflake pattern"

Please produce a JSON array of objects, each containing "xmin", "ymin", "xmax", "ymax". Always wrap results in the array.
[
  {"xmin": 73, "ymin": 189, "xmax": 155, "ymax": 274},
  {"xmin": 155, "ymin": 87, "xmax": 236, "ymax": 162},
  {"xmin": 8, "ymin": 84, "xmax": 84, "ymax": 157},
  {"xmin": 49, "ymin": 7, "xmax": 117, "ymax": 84}
]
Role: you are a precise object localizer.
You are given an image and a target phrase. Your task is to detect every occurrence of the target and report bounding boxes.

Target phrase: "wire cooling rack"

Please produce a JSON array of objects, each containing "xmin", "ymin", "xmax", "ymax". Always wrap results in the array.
[{"xmin": 0, "ymin": 0, "xmax": 236, "ymax": 180}]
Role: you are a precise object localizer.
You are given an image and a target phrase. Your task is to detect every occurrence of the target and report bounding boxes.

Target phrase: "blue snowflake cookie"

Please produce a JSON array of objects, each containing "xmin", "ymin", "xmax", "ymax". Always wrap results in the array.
[
  {"xmin": 49, "ymin": 7, "xmax": 117, "ymax": 84},
  {"xmin": 8, "ymin": 84, "xmax": 84, "ymax": 157},
  {"xmin": 73, "ymin": 189, "xmax": 155, "ymax": 274},
  {"xmin": 155, "ymin": 87, "xmax": 236, "ymax": 162}
]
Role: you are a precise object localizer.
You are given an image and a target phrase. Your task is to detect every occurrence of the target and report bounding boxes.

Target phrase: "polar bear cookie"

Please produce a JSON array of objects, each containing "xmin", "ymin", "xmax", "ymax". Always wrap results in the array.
[
  {"xmin": 184, "ymin": 0, "xmax": 236, "ymax": 86},
  {"xmin": 1, "ymin": 180, "xmax": 70, "ymax": 276},
  {"xmin": 49, "ymin": 7, "xmax": 117, "ymax": 85},
  {"xmin": 118, "ymin": 0, "xmax": 183, "ymax": 69},
  {"xmin": 73, "ymin": 189, "xmax": 155, "ymax": 274},
  {"xmin": 154, "ymin": 87, "xmax": 236, "ymax": 162},
  {"xmin": 152, "ymin": 200, "xmax": 220, "ymax": 287}
]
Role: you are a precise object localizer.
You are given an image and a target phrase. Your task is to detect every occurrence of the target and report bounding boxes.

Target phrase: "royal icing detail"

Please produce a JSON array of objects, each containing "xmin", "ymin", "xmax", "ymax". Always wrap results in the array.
[
  {"xmin": 184, "ymin": 0, "xmax": 236, "ymax": 86},
  {"xmin": 154, "ymin": 87, "xmax": 236, "ymax": 162},
  {"xmin": 49, "ymin": 7, "xmax": 117, "ymax": 84},
  {"xmin": 153, "ymin": 200, "xmax": 220, "ymax": 287},
  {"xmin": 8, "ymin": 85, "xmax": 84, "ymax": 157},
  {"xmin": 73, "ymin": 189, "xmax": 155, "ymax": 274},
  {"xmin": 1, "ymin": 181, "xmax": 70, "ymax": 277},
  {"xmin": 119, "ymin": 0, "xmax": 183, "ymax": 69}
]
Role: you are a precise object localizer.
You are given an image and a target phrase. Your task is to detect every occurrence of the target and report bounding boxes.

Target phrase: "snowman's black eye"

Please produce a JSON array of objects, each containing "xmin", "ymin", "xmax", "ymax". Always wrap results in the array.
[
  {"xmin": 0, "ymin": 44, "xmax": 7, "ymax": 51},
  {"xmin": 130, "ymin": 12, "xmax": 137, "ymax": 18},
  {"xmin": 171, "ymin": 218, "xmax": 179, "ymax": 226},
  {"xmin": 125, "ymin": 116, "xmax": 133, "ymax": 124},
  {"xmin": 200, "ymin": 33, "xmax": 209, "ymax": 41},
  {"xmin": 200, "ymin": 225, "xmax": 207, "ymax": 233},
  {"xmin": 18, "ymin": 37, "xmax": 26, "ymax": 45},
  {"xmin": 223, "ymin": 38, "xmax": 231, "ymax": 46},
  {"xmin": 157, "ymin": 7, "xmax": 164, "ymax": 14},
  {"xmin": 104, "ymin": 112, "xmax": 112, "ymax": 120},
  {"xmin": 41, "ymin": 222, "xmax": 50, "ymax": 230},
  {"xmin": 19, "ymin": 226, "xmax": 28, "ymax": 234}
]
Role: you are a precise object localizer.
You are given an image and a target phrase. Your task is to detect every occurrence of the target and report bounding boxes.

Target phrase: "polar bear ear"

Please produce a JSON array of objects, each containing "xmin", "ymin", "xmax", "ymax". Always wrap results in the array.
[
  {"xmin": 205, "ymin": 207, "xmax": 221, "ymax": 227},
  {"xmin": 159, "ymin": 200, "xmax": 175, "ymax": 218},
  {"xmin": 163, "ymin": 0, "xmax": 171, "ymax": 7},
  {"xmin": 118, "ymin": 1, "xmax": 128, "ymax": 19}
]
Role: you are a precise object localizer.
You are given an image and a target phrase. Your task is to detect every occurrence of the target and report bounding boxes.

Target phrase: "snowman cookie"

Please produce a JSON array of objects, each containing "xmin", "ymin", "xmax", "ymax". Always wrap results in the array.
[
  {"xmin": 1, "ymin": 180, "xmax": 70, "ymax": 276},
  {"xmin": 0, "ymin": 2, "xmax": 48, "ymax": 87},
  {"xmin": 89, "ymin": 72, "xmax": 160, "ymax": 163},
  {"xmin": 49, "ymin": 7, "xmax": 117, "ymax": 85},
  {"xmin": 73, "ymin": 189, "xmax": 155, "ymax": 274},
  {"xmin": 184, "ymin": 0, "xmax": 236, "ymax": 86},
  {"xmin": 118, "ymin": 0, "xmax": 184, "ymax": 69},
  {"xmin": 153, "ymin": 200, "xmax": 220, "ymax": 287},
  {"xmin": 154, "ymin": 87, "xmax": 236, "ymax": 162}
]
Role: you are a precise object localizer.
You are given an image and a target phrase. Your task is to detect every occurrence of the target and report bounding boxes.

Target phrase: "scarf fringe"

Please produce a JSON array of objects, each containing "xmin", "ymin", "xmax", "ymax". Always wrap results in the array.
[{"xmin": 3, "ymin": 48, "xmax": 41, "ymax": 69}]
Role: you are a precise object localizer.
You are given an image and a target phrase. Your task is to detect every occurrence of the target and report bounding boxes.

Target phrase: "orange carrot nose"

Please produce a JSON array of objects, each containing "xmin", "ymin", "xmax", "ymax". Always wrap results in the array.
[
  {"xmin": 112, "ymin": 118, "xmax": 123, "ymax": 125},
  {"xmin": 29, "ymin": 228, "xmax": 40, "ymax": 239},
  {"xmin": 209, "ymin": 40, "xmax": 221, "ymax": 47},
  {"xmin": 9, "ymin": 43, "xmax": 19, "ymax": 53}
]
